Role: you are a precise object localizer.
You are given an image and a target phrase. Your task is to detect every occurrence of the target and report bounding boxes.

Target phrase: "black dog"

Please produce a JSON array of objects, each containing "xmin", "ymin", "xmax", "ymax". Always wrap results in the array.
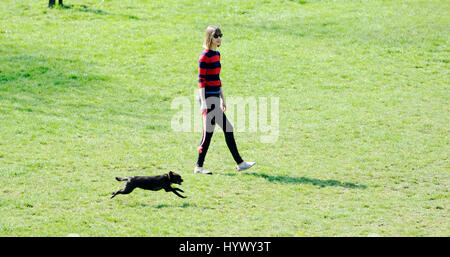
[{"xmin": 111, "ymin": 171, "xmax": 186, "ymax": 199}]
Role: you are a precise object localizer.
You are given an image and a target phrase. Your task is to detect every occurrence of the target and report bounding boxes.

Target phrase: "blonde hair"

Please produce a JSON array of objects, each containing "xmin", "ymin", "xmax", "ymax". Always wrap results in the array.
[{"xmin": 203, "ymin": 25, "xmax": 222, "ymax": 50}]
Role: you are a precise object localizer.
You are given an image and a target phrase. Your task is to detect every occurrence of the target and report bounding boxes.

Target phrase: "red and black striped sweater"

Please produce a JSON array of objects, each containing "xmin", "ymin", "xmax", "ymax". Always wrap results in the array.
[{"xmin": 198, "ymin": 49, "xmax": 221, "ymax": 95}]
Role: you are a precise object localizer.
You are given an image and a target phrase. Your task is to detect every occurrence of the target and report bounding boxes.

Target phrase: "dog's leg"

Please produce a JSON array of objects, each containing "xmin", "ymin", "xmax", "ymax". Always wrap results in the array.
[
  {"xmin": 163, "ymin": 187, "xmax": 184, "ymax": 193},
  {"xmin": 173, "ymin": 188, "xmax": 184, "ymax": 193},
  {"xmin": 110, "ymin": 183, "xmax": 136, "ymax": 199},
  {"xmin": 111, "ymin": 191, "xmax": 119, "ymax": 199},
  {"xmin": 170, "ymin": 188, "xmax": 187, "ymax": 198}
]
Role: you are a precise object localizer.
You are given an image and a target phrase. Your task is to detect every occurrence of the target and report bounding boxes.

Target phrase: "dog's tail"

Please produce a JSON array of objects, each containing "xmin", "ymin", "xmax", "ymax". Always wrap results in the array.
[{"xmin": 115, "ymin": 177, "xmax": 127, "ymax": 181}]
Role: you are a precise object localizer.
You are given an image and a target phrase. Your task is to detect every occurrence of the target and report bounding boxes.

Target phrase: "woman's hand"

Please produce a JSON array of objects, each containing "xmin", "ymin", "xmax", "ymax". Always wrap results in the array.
[
  {"xmin": 220, "ymin": 89, "xmax": 226, "ymax": 112},
  {"xmin": 200, "ymin": 101, "xmax": 207, "ymax": 114},
  {"xmin": 199, "ymin": 88, "xmax": 207, "ymax": 114}
]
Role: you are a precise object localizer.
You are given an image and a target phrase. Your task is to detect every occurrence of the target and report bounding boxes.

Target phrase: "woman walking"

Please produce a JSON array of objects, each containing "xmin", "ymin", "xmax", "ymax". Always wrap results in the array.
[{"xmin": 195, "ymin": 25, "xmax": 256, "ymax": 175}]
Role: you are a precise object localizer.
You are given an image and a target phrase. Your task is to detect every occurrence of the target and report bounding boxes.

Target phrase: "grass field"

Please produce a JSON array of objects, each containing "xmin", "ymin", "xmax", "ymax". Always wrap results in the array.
[{"xmin": 0, "ymin": 0, "xmax": 448, "ymax": 236}]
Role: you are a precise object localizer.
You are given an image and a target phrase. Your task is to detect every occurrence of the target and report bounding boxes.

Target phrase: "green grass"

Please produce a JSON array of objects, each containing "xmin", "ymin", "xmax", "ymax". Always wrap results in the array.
[{"xmin": 0, "ymin": 0, "xmax": 449, "ymax": 236}]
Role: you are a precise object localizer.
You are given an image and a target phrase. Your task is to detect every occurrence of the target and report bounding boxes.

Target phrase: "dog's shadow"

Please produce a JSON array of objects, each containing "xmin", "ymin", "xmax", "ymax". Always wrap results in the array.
[
  {"xmin": 125, "ymin": 202, "xmax": 198, "ymax": 209},
  {"xmin": 242, "ymin": 172, "xmax": 368, "ymax": 189},
  {"xmin": 155, "ymin": 203, "xmax": 194, "ymax": 209},
  {"xmin": 152, "ymin": 202, "xmax": 216, "ymax": 210},
  {"xmin": 54, "ymin": 4, "xmax": 139, "ymax": 20}
]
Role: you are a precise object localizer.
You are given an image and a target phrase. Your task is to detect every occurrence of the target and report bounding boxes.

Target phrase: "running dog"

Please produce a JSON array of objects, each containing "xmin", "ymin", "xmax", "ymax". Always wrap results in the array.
[{"xmin": 110, "ymin": 171, "xmax": 186, "ymax": 199}]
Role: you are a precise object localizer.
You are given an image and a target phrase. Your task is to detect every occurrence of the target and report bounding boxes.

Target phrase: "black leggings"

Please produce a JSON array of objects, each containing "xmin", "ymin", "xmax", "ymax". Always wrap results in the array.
[{"xmin": 197, "ymin": 95, "xmax": 243, "ymax": 167}]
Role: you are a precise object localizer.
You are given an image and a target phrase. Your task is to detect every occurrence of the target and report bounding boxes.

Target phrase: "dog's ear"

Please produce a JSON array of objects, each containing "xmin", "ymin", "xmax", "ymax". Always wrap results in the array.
[{"xmin": 169, "ymin": 171, "xmax": 174, "ymax": 175}]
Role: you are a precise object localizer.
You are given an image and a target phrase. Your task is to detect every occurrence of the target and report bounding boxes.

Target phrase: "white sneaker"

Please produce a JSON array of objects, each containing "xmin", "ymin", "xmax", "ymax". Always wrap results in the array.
[
  {"xmin": 194, "ymin": 167, "xmax": 213, "ymax": 175},
  {"xmin": 237, "ymin": 161, "xmax": 256, "ymax": 171}
]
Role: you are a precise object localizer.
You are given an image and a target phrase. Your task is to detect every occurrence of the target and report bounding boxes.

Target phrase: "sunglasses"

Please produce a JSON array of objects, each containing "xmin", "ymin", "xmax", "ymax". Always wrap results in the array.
[{"xmin": 213, "ymin": 33, "xmax": 223, "ymax": 39}]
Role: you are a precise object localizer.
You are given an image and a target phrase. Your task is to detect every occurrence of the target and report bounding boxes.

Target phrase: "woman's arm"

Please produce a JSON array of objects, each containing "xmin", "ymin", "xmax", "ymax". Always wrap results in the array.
[{"xmin": 198, "ymin": 52, "xmax": 208, "ymax": 113}]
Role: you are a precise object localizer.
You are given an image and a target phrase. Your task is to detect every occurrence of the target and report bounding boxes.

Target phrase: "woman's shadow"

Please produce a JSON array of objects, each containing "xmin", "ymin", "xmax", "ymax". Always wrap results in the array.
[{"xmin": 244, "ymin": 172, "xmax": 367, "ymax": 189}]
